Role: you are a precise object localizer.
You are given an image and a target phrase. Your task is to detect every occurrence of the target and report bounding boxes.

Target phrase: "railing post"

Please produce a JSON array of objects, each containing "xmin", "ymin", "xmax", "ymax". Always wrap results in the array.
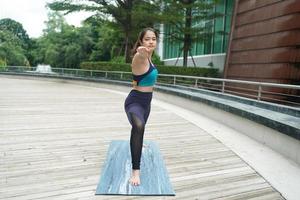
[
  {"xmin": 222, "ymin": 81, "xmax": 225, "ymax": 93},
  {"xmin": 194, "ymin": 79, "xmax": 198, "ymax": 87},
  {"xmin": 105, "ymin": 72, "xmax": 108, "ymax": 78},
  {"xmin": 90, "ymin": 70, "xmax": 92, "ymax": 77},
  {"xmin": 173, "ymin": 76, "xmax": 176, "ymax": 85},
  {"xmin": 120, "ymin": 72, "xmax": 123, "ymax": 80},
  {"xmin": 62, "ymin": 68, "xmax": 64, "ymax": 75},
  {"xmin": 258, "ymin": 85, "xmax": 262, "ymax": 101}
]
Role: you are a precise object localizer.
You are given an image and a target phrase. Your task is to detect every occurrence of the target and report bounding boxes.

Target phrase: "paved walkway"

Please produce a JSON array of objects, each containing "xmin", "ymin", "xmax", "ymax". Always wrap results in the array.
[{"xmin": 0, "ymin": 76, "xmax": 284, "ymax": 199}]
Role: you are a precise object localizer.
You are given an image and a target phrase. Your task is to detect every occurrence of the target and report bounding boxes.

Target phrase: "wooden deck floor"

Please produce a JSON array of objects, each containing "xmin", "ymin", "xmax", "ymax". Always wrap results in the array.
[{"xmin": 0, "ymin": 76, "xmax": 284, "ymax": 200}]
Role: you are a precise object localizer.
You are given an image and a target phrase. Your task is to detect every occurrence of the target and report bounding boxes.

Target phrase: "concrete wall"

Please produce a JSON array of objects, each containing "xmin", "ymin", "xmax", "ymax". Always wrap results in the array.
[{"xmin": 162, "ymin": 53, "xmax": 226, "ymax": 72}]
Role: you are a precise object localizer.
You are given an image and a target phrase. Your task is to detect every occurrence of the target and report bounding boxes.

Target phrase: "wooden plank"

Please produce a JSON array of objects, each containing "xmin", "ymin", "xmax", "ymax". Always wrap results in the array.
[
  {"xmin": 237, "ymin": 0, "xmax": 300, "ymax": 25},
  {"xmin": 0, "ymin": 76, "xmax": 284, "ymax": 199}
]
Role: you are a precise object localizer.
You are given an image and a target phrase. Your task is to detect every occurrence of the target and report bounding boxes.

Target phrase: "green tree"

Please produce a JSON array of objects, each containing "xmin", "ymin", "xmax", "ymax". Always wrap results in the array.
[
  {"xmin": 29, "ymin": 37, "xmax": 48, "ymax": 66},
  {"xmin": 44, "ymin": 45, "xmax": 60, "ymax": 67},
  {"xmin": 48, "ymin": 0, "xmax": 159, "ymax": 63},
  {"xmin": 64, "ymin": 44, "xmax": 81, "ymax": 68},
  {"xmin": 0, "ymin": 30, "xmax": 29, "ymax": 66},
  {"xmin": 0, "ymin": 18, "xmax": 34, "ymax": 65},
  {"xmin": 31, "ymin": 11, "xmax": 95, "ymax": 68},
  {"xmin": 84, "ymin": 16, "xmax": 124, "ymax": 61},
  {"xmin": 159, "ymin": 0, "xmax": 222, "ymax": 67},
  {"xmin": 0, "ymin": 18, "xmax": 30, "ymax": 49},
  {"xmin": 43, "ymin": 11, "xmax": 67, "ymax": 35},
  {"xmin": 0, "ymin": 58, "xmax": 6, "ymax": 70}
]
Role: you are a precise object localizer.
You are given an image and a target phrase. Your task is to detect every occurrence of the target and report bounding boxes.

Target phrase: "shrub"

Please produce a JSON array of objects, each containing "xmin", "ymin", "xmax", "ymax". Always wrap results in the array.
[{"xmin": 81, "ymin": 61, "xmax": 220, "ymax": 77}]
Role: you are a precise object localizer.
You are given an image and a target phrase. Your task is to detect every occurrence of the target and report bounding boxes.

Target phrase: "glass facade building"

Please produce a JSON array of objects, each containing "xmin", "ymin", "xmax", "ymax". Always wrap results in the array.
[{"xmin": 162, "ymin": 0, "xmax": 234, "ymax": 60}]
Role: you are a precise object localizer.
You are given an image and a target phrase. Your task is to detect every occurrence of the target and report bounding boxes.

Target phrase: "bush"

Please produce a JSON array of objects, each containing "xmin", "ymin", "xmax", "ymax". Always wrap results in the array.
[
  {"xmin": 0, "ymin": 59, "xmax": 6, "ymax": 66},
  {"xmin": 81, "ymin": 61, "xmax": 131, "ymax": 72},
  {"xmin": 81, "ymin": 61, "xmax": 220, "ymax": 77},
  {"xmin": 110, "ymin": 56, "xmax": 126, "ymax": 64},
  {"xmin": 152, "ymin": 53, "xmax": 164, "ymax": 65},
  {"xmin": 0, "ymin": 59, "xmax": 7, "ymax": 70},
  {"xmin": 156, "ymin": 65, "xmax": 219, "ymax": 77},
  {"xmin": 110, "ymin": 52, "xmax": 163, "ymax": 65}
]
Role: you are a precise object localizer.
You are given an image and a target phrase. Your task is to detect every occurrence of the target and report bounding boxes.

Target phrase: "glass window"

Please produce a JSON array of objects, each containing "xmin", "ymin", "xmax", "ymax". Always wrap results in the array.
[
  {"xmin": 213, "ymin": 0, "xmax": 225, "ymax": 53},
  {"xmin": 163, "ymin": 0, "xmax": 234, "ymax": 59}
]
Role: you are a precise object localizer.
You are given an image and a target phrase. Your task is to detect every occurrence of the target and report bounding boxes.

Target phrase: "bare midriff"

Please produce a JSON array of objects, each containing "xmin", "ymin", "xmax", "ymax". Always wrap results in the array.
[{"xmin": 133, "ymin": 85, "xmax": 154, "ymax": 92}]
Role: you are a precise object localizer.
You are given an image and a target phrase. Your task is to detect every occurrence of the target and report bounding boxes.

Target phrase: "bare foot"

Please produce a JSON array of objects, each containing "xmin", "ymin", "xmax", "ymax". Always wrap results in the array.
[{"xmin": 129, "ymin": 170, "xmax": 140, "ymax": 186}]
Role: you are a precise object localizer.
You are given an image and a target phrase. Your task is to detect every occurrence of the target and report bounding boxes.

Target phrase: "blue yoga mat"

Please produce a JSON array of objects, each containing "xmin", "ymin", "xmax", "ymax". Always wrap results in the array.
[{"xmin": 95, "ymin": 140, "xmax": 175, "ymax": 196}]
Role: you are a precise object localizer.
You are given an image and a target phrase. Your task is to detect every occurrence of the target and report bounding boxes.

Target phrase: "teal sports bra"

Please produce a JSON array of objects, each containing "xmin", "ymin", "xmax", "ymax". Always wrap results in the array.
[{"xmin": 132, "ymin": 61, "xmax": 158, "ymax": 87}]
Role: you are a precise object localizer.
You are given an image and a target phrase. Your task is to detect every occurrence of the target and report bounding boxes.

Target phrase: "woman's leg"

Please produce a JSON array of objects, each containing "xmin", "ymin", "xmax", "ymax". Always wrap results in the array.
[
  {"xmin": 128, "ymin": 112, "xmax": 146, "ymax": 186},
  {"xmin": 129, "ymin": 112, "xmax": 145, "ymax": 170}
]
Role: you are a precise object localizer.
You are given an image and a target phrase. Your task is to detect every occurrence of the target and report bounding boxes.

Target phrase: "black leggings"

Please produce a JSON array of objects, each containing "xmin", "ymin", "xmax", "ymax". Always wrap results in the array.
[
  {"xmin": 124, "ymin": 90, "xmax": 152, "ymax": 170},
  {"xmin": 129, "ymin": 113, "xmax": 145, "ymax": 170}
]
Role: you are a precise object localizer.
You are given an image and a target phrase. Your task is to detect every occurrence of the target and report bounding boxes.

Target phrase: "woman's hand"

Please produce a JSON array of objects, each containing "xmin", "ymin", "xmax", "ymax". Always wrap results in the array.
[
  {"xmin": 136, "ymin": 46, "xmax": 150, "ymax": 58},
  {"xmin": 132, "ymin": 46, "xmax": 149, "ymax": 71}
]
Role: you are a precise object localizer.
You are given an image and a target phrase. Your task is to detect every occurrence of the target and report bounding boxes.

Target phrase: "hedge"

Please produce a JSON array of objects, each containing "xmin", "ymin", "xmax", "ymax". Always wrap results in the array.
[{"xmin": 81, "ymin": 61, "xmax": 220, "ymax": 78}]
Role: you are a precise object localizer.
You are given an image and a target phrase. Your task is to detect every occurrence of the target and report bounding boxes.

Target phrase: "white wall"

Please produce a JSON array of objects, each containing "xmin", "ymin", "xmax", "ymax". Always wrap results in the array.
[{"xmin": 162, "ymin": 53, "xmax": 226, "ymax": 72}]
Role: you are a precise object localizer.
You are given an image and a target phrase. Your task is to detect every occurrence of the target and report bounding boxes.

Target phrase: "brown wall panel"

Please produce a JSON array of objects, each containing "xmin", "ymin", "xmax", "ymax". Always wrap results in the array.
[
  {"xmin": 225, "ymin": 63, "xmax": 297, "ymax": 79},
  {"xmin": 225, "ymin": 77, "xmax": 294, "ymax": 84},
  {"xmin": 238, "ymin": 0, "xmax": 281, "ymax": 13},
  {"xmin": 226, "ymin": 70, "xmax": 300, "ymax": 83},
  {"xmin": 236, "ymin": 0, "xmax": 300, "ymax": 26},
  {"xmin": 231, "ymin": 30, "xmax": 300, "ymax": 50},
  {"xmin": 234, "ymin": 13, "xmax": 300, "ymax": 39},
  {"xmin": 230, "ymin": 47, "xmax": 300, "ymax": 64},
  {"xmin": 224, "ymin": 0, "xmax": 300, "ymax": 104},
  {"xmin": 289, "ymin": 65, "xmax": 300, "ymax": 80}
]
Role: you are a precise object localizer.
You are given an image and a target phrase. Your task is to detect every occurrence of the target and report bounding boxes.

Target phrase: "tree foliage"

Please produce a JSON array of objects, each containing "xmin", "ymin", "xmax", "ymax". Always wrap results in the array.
[
  {"xmin": 30, "ymin": 11, "xmax": 94, "ymax": 68},
  {"xmin": 0, "ymin": 14, "xmax": 124, "ymax": 68},
  {"xmin": 84, "ymin": 16, "xmax": 124, "ymax": 61},
  {"xmin": 0, "ymin": 18, "xmax": 31, "ymax": 49},
  {"xmin": 159, "ymin": 0, "xmax": 223, "ymax": 67},
  {"xmin": 0, "ymin": 0, "xmax": 224, "ymax": 69},
  {"xmin": 48, "ymin": 0, "xmax": 160, "ymax": 63},
  {"xmin": 0, "ymin": 19, "xmax": 30, "ymax": 66}
]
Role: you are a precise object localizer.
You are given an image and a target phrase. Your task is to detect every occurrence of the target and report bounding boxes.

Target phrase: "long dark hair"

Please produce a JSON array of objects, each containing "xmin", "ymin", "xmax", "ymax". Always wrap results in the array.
[{"xmin": 131, "ymin": 27, "xmax": 159, "ymax": 56}]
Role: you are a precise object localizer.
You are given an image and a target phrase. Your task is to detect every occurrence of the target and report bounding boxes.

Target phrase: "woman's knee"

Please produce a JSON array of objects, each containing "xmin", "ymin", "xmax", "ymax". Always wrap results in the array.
[{"xmin": 130, "ymin": 113, "xmax": 145, "ymax": 133}]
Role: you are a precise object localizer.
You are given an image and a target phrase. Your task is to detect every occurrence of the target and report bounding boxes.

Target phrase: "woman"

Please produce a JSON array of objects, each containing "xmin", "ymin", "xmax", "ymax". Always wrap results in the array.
[{"xmin": 124, "ymin": 27, "xmax": 159, "ymax": 186}]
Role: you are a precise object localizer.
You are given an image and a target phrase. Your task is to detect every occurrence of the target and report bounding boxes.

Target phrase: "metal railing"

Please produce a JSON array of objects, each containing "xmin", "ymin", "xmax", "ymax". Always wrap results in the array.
[{"xmin": 1, "ymin": 66, "xmax": 300, "ymax": 107}]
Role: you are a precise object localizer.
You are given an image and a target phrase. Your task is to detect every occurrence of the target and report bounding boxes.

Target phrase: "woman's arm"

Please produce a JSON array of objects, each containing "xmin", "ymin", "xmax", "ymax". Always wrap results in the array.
[{"xmin": 131, "ymin": 47, "xmax": 149, "ymax": 75}]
